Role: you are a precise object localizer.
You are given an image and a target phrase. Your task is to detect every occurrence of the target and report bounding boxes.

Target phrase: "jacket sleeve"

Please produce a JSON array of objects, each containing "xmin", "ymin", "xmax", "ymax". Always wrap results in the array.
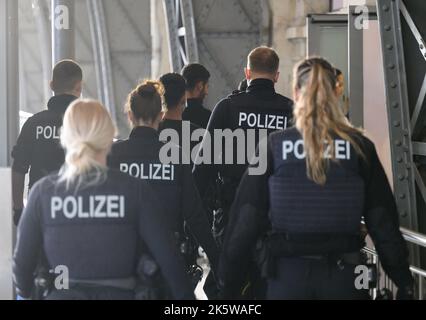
[
  {"xmin": 137, "ymin": 182, "xmax": 195, "ymax": 300},
  {"xmin": 361, "ymin": 138, "xmax": 413, "ymax": 289},
  {"xmin": 193, "ymin": 99, "xmax": 229, "ymax": 198},
  {"xmin": 12, "ymin": 118, "xmax": 35, "ymax": 175},
  {"xmin": 13, "ymin": 182, "xmax": 43, "ymax": 298},
  {"xmin": 219, "ymin": 138, "xmax": 273, "ymax": 295},
  {"xmin": 181, "ymin": 164, "xmax": 219, "ymax": 269}
]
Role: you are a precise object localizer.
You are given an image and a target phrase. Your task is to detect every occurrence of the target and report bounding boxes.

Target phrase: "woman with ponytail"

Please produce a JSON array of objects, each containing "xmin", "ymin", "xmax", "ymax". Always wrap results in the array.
[
  {"xmin": 219, "ymin": 57, "xmax": 414, "ymax": 300},
  {"xmin": 109, "ymin": 80, "xmax": 219, "ymax": 298},
  {"xmin": 13, "ymin": 99, "xmax": 194, "ymax": 300}
]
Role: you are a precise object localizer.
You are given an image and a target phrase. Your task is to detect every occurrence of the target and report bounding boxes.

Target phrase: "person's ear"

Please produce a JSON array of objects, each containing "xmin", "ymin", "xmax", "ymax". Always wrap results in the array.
[
  {"xmin": 74, "ymin": 81, "xmax": 83, "ymax": 97},
  {"xmin": 179, "ymin": 95, "xmax": 187, "ymax": 107},
  {"xmin": 154, "ymin": 112, "xmax": 164, "ymax": 128},
  {"xmin": 245, "ymin": 68, "xmax": 251, "ymax": 80},
  {"xmin": 274, "ymin": 72, "xmax": 280, "ymax": 83},
  {"xmin": 196, "ymin": 81, "xmax": 204, "ymax": 94},
  {"xmin": 158, "ymin": 111, "xmax": 165, "ymax": 122},
  {"xmin": 335, "ymin": 81, "xmax": 344, "ymax": 97},
  {"xmin": 334, "ymin": 85, "xmax": 340, "ymax": 96},
  {"xmin": 50, "ymin": 81, "xmax": 55, "ymax": 93},
  {"xmin": 127, "ymin": 110, "xmax": 136, "ymax": 125}
]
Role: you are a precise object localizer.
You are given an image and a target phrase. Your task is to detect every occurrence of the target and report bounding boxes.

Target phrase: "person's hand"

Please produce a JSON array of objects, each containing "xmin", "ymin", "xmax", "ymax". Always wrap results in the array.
[{"xmin": 13, "ymin": 208, "xmax": 23, "ymax": 226}]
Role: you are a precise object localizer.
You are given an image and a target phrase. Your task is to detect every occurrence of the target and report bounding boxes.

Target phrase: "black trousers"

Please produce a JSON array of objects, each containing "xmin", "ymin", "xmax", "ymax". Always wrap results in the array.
[{"xmin": 267, "ymin": 257, "xmax": 370, "ymax": 300}]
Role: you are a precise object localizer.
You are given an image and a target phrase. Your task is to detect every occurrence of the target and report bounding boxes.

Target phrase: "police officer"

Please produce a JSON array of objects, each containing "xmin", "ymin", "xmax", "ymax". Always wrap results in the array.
[
  {"xmin": 193, "ymin": 46, "xmax": 294, "ymax": 246},
  {"xmin": 219, "ymin": 57, "xmax": 414, "ymax": 300},
  {"xmin": 13, "ymin": 100, "xmax": 194, "ymax": 300},
  {"xmin": 182, "ymin": 63, "xmax": 212, "ymax": 129},
  {"xmin": 158, "ymin": 73, "xmax": 202, "ymax": 160},
  {"xmin": 12, "ymin": 60, "xmax": 83, "ymax": 226},
  {"xmin": 108, "ymin": 81, "xmax": 219, "ymax": 295}
]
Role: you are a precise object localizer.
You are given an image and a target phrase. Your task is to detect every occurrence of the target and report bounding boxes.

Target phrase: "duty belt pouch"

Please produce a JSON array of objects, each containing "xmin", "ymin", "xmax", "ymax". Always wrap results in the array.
[{"xmin": 136, "ymin": 254, "xmax": 168, "ymax": 300}]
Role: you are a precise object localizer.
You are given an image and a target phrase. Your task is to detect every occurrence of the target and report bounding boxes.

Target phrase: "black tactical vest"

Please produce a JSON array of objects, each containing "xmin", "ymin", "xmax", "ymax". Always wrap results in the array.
[{"xmin": 268, "ymin": 128, "xmax": 365, "ymax": 235}]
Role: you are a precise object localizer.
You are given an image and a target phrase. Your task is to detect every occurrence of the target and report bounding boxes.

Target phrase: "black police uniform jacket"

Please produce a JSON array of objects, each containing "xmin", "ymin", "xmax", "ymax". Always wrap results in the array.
[
  {"xmin": 182, "ymin": 98, "xmax": 212, "ymax": 129},
  {"xmin": 13, "ymin": 169, "xmax": 194, "ymax": 300},
  {"xmin": 108, "ymin": 127, "xmax": 219, "ymax": 267},
  {"xmin": 12, "ymin": 94, "xmax": 77, "ymax": 189},
  {"xmin": 219, "ymin": 127, "xmax": 413, "ymax": 295},
  {"xmin": 193, "ymin": 79, "xmax": 294, "ymax": 202}
]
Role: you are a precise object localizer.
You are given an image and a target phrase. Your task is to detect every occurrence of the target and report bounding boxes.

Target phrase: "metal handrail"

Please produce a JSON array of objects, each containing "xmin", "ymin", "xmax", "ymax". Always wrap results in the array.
[
  {"xmin": 400, "ymin": 228, "xmax": 426, "ymax": 248},
  {"xmin": 363, "ymin": 227, "xmax": 426, "ymax": 300}
]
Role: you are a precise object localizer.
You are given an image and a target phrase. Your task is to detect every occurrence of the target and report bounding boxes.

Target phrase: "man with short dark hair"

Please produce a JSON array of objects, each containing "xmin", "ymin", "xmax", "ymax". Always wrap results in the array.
[
  {"xmin": 181, "ymin": 63, "xmax": 212, "ymax": 129},
  {"xmin": 159, "ymin": 73, "xmax": 201, "ymax": 164},
  {"xmin": 247, "ymin": 46, "xmax": 280, "ymax": 76},
  {"xmin": 12, "ymin": 59, "xmax": 83, "ymax": 226},
  {"xmin": 194, "ymin": 46, "xmax": 293, "ymax": 211},
  {"xmin": 193, "ymin": 47, "xmax": 293, "ymax": 299}
]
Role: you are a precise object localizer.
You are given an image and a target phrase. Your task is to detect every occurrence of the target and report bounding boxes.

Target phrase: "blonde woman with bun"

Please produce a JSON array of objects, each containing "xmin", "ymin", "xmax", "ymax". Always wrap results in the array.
[
  {"xmin": 219, "ymin": 57, "xmax": 413, "ymax": 300},
  {"xmin": 13, "ymin": 99, "xmax": 193, "ymax": 300}
]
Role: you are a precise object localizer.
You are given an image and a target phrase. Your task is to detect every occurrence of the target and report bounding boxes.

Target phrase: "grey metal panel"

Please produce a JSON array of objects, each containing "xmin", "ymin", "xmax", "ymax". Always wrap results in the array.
[
  {"xmin": 192, "ymin": 0, "xmax": 271, "ymax": 109},
  {"xmin": 308, "ymin": 13, "xmax": 348, "ymax": 24},
  {"xmin": 163, "ymin": 0, "xmax": 199, "ymax": 72},
  {"xmin": 74, "ymin": 0, "xmax": 97, "ymax": 100},
  {"xmin": 348, "ymin": 8, "xmax": 365, "ymax": 128},
  {"xmin": 102, "ymin": 0, "xmax": 152, "ymax": 137},
  {"xmin": 86, "ymin": 0, "xmax": 116, "ymax": 122},
  {"xmin": 348, "ymin": 6, "xmax": 377, "ymax": 128},
  {"xmin": 181, "ymin": 0, "xmax": 199, "ymax": 63},
  {"xmin": 32, "ymin": 0, "xmax": 52, "ymax": 102},
  {"xmin": 413, "ymin": 142, "xmax": 426, "ymax": 157},
  {"xmin": 306, "ymin": 14, "xmax": 347, "ymax": 57},
  {"xmin": 163, "ymin": 0, "xmax": 183, "ymax": 71},
  {"xmin": 306, "ymin": 14, "xmax": 348, "ymax": 115},
  {"xmin": 0, "ymin": 0, "xmax": 19, "ymax": 167},
  {"xmin": 19, "ymin": 0, "xmax": 45, "ymax": 114},
  {"xmin": 51, "ymin": 0, "xmax": 75, "ymax": 64},
  {"xmin": 377, "ymin": 0, "xmax": 418, "ymax": 230}
]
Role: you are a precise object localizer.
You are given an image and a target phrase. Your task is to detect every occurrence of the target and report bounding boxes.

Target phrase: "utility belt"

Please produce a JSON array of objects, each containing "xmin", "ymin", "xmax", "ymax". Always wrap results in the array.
[
  {"xmin": 256, "ymin": 232, "xmax": 366, "ymax": 279},
  {"xmin": 268, "ymin": 233, "xmax": 365, "ymax": 257}
]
